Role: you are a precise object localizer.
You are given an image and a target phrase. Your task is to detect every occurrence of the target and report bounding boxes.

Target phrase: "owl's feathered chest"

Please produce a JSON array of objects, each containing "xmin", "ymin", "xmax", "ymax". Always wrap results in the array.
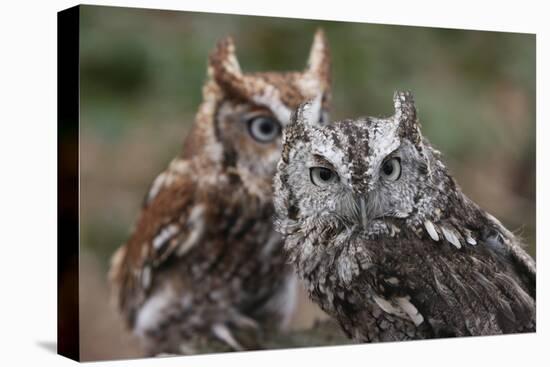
[
  {"xmin": 195, "ymin": 187, "xmax": 286, "ymax": 289},
  {"xmin": 164, "ymin": 175, "xmax": 288, "ymax": 303},
  {"xmin": 284, "ymin": 216, "xmax": 535, "ymax": 341},
  {"xmin": 117, "ymin": 165, "xmax": 291, "ymax": 338},
  {"xmin": 149, "ymin": 158, "xmax": 285, "ymax": 277}
]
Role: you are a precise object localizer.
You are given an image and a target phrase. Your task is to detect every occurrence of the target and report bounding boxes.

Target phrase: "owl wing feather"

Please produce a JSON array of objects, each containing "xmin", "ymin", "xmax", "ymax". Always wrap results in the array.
[
  {"xmin": 482, "ymin": 213, "xmax": 536, "ymax": 296},
  {"xmin": 110, "ymin": 169, "xmax": 205, "ymax": 326},
  {"xmin": 353, "ymin": 231, "xmax": 535, "ymax": 340}
]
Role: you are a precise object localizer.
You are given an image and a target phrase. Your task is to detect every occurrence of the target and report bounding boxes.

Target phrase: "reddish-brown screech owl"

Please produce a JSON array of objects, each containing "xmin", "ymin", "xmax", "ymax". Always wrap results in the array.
[{"xmin": 109, "ymin": 30, "xmax": 331, "ymax": 355}]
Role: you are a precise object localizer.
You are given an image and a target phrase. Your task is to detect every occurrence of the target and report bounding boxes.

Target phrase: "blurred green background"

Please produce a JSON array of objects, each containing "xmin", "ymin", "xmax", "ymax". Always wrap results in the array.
[{"xmin": 78, "ymin": 5, "xmax": 535, "ymax": 361}]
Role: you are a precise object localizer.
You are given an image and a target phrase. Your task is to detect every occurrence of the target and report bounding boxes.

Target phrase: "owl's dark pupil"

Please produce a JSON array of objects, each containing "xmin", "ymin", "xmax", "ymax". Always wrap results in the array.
[
  {"xmin": 319, "ymin": 168, "xmax": 332, "ymax": 181},
  {"xmin": 259, "ymin": 120, "xmax": 274, "ymax": 134},
  {"xmin": 383, "ymin": 161, "xmax": 394, "ymax": 176}
]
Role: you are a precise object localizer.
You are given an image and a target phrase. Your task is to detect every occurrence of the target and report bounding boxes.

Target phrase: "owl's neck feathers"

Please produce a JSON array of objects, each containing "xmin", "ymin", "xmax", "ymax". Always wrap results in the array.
[{"xmin": 402, "ymin": 142, "xmax": 488, "ymax": 248}]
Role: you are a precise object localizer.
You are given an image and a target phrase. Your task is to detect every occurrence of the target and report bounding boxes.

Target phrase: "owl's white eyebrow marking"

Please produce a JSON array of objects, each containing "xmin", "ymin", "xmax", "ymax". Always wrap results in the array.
[
  {"xmin": 252, "ymin": 85, "xmax": 292, "ymax": 125},
  {"xmin": 311, "ymin": 129, "xmax": 351, "ymax": 183}
]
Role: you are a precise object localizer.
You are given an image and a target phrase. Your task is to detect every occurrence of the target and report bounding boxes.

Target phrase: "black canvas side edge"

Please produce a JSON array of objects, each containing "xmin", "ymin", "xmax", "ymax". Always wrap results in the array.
[{"xmin": 57, "ymin": 5, "xmax": 80, "ymax": 362}]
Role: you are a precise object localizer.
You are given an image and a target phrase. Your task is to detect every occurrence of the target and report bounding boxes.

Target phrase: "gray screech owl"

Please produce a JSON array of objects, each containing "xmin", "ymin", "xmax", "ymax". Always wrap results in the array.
[
  {"xmin": 109, "ymin": 30, "xmax": 331, "ymax": 355},
  {"xmin": 274, "ymin": 92, "xmax": 535, "ymax": 342}
]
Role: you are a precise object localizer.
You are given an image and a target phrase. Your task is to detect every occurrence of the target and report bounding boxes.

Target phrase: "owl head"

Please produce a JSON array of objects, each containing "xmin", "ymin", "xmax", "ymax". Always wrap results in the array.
[
  {"xmin": 186, "ymin": 30, "xmax": 331, "ymax": 200},
  {"xmin": 274, "ymin": 91, "xmax": 450, "ymax": 234}
]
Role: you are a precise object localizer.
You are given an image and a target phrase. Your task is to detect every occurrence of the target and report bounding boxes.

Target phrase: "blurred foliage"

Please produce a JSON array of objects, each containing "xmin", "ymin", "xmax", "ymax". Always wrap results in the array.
[{"xmin": 79, "ymin": 5, "xmax": 536, "ymax": 268}]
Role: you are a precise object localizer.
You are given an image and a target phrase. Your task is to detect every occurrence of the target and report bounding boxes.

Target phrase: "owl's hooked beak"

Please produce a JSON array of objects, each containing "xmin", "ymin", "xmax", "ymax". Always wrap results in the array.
[
  {"xmin": 335, "ymin": 192, "xmax": 370, "ymax": 228},
  {"xmin": 358, "ymin": 197, "xmax": 368, "ymax": 228}
]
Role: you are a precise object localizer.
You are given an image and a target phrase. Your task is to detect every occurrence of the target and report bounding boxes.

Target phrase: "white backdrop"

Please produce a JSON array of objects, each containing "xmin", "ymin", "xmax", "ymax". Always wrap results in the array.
[{"xmin": 0, "ymin": 0, "xmax": 547, "ymax": 366}]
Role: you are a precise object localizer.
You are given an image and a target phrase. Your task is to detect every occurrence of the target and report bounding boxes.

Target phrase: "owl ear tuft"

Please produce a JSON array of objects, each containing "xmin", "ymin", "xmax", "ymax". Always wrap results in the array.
[
  {"xmin": 208, "ymin": 36, "xmax": 244, "ymax": 90},
  {"xmin": 282, "ymin": 96, "xmax": 323, "ymax": 163},
  {"xmin": 305, "ymin": 29, "xmax": 331, "ymax": 90},
  {"xmin": 393, "ymin": 90, "xmax": 423, "ymax": 146},
  {"xmin": 292, "ymin": 94, "xmax": 323, "ymax": 128},
  {"xmin": 393, "ymin": 91, "xmax": 416, "ymax": 122}
]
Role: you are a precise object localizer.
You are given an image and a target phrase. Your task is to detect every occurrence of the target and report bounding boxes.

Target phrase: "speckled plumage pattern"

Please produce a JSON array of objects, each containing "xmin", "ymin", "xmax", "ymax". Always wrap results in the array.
[
  {"xmin": 274, "ymin": 92, "xmax": 535, "ymax": 343},
  {"xmin": 109, "ymin": 30, "xmax": 331, "ymax": 355}
]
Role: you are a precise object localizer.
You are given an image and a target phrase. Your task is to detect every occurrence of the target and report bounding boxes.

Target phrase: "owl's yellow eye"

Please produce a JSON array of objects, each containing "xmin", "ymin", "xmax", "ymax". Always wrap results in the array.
[
  {"xmin": 381, "ymin": 157, "xmax": 401, "ymax": 181},
  {"xmin": 248, "ymin": 116, "xmax": 281, "ymax": 143},
  {"xmin": 310, "ymin": 167, "xmax": 339, "ymax": 186}
]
